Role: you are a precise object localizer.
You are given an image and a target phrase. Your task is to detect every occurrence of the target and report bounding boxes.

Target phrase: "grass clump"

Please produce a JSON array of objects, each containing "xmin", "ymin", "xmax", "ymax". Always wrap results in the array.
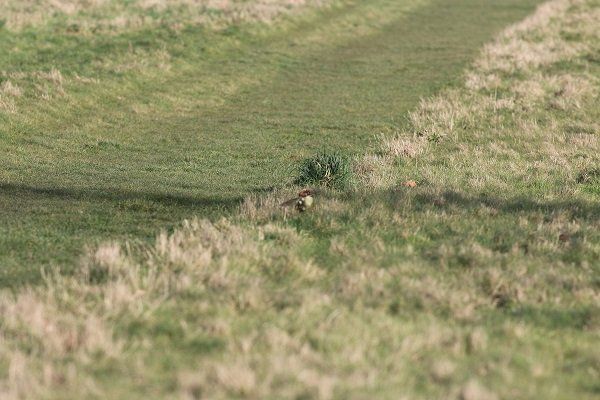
[
  {"xmin": 2, "ymin": 0, "xmax": 600, "ymax": 398},
  {"xmin": 577, "ymin": 168, "xmax": 600, "ymax": 185},
  {"xmin": 295, "ymin": 152, "xmax": 353, "ymax": 189},
  {"xmin": 0, "ymin": 0, "xmax": 544, "ymax": 280},
  {"xmin": 577, "ymin": 168, "xmax": 600, "ymax": 196}
]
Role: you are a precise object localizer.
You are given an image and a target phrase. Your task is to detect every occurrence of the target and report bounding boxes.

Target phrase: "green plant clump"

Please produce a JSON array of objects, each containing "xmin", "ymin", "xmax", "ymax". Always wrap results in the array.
[{"xmin": 295, "ymin": 151, "xmax": 352, "ymax": 189}]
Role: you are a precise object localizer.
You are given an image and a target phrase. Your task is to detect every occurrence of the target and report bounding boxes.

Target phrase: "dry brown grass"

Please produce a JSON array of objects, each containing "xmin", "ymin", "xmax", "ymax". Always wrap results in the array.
[
  {"xmin": 0, "ymin": 0, "xmax": 331, "ymax": 114},
  {"xmin": 0, "ymin": 80, "xmax": 22, "ymax": 112},
  {"xmin": 0, "ymin": 68, "xmax": 67, "ymax": 111},
  {"xmin": 1, "ymin": 0, "xmax": 598, "ymax": 398},
  {"xmin": 0, "ymin": 0, "xmax": 330, "ymax": 32},
  {"xmin": 0, "ymin": 217, "xmax": 348, "ymax": 398},
  {"xmin": 356, "ymin": 0, "xmax": 600, "ymax": 189}
]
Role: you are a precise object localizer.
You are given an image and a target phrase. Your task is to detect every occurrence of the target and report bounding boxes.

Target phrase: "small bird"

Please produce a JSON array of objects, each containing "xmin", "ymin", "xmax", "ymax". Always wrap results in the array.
[{"xmin": 281, "ymin": 189, "xmax": 314, "ymax": 212}]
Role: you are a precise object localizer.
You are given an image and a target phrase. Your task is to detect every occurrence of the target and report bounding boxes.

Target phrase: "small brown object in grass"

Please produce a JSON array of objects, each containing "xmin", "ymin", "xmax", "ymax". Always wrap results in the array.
[
  {"xmin": 281, "ymin": 189, "xmax": 314, "ymax": 212},
  {"xmin": 433, "ymin": 197, "xmax": 446, "ymax": 206},
  {"xmin": 558, "ymin": 232, "xmax": 570, "ymax": 243},
  {"xmin": 402, "ymin": 180, "xmax": 417, "ymax": 188}
]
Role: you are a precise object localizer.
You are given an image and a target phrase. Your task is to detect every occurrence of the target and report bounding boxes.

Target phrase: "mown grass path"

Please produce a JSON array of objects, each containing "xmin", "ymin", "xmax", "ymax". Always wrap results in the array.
[{"xmin": 0, "ymin": 0, "xmax": 542, "ymax": 283}]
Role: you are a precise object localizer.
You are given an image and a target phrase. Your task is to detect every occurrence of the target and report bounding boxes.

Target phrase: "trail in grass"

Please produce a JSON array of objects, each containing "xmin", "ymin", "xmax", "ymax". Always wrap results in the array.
[{"xmin": 0, "ymin": 0, "xmax": 543, "ymax": 284}]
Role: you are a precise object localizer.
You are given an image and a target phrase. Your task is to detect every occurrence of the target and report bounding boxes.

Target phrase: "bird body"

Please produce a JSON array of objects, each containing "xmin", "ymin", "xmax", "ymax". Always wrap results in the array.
[
  {"xmin": 303, "ymin": 195, "xmax": 314, "ymax": 208},
  {"xmin": 281, "ymin": 189, "xmax": 314, "ymax": 212}
]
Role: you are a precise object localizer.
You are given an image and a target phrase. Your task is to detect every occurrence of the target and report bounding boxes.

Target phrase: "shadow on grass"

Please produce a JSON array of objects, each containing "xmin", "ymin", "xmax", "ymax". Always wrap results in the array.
[
  {"xmin": 407, "ymin": 190, "xmax": 600, "ymax": 220},
  {"xmin": 0, "ymin": 181, "xmax": 251, "ymax": 287},
  {"xmin": 0, "ymin": 182, "xmax": 244, "ymax": 211}
]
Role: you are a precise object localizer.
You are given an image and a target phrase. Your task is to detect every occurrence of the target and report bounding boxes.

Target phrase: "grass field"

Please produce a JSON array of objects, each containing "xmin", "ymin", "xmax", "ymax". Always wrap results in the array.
[
  {"xmin": 0, "ymin": 0, "xmax": 545, "ymax": 284},
  {"xmin": 1, "ymin": 0, "xmax": 599, "ymax": 398}
]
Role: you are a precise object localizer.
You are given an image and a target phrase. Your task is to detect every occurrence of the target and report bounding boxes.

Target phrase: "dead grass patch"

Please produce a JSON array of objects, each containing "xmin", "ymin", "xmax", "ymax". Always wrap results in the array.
[
  {"xmin": 356, "ymin": 0, "xmax": 599, "ymax": 190},
  {"xmin": 0, "ymin": 68, "xmax": 69, "ymax": 113},
  {"xmin": 1, "ymin": 0, "xmax": 599, "ymax": 398},
  {"xmin": 0, "ymin": 0, "xmax": 331, "ymax": 32}
]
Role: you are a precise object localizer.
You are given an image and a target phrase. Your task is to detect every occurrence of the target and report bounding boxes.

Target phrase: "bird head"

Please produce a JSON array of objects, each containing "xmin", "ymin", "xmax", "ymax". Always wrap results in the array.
[{"xmin": 298, "ymin": 189, "xmax": 313, "ymax": 198}]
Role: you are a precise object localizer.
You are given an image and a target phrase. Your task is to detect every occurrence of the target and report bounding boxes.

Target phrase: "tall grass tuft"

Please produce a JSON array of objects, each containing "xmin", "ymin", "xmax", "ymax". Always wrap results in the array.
[
  {"xmin": 576, "ymin": 168, "xmax": 600, "ymax": 184},
  {"xmin": 295, "ymin": 152, "xmax": 352, "ymax": 189}
]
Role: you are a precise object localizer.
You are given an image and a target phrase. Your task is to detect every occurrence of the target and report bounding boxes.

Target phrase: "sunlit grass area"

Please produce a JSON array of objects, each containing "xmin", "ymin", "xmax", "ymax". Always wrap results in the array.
[
  {"xmin": 0, "ymin": 0, "xmax": 543, "ymax": 283},
  {"xmin": 1, "ymin": 0, "xmax": 598, "ymax": 398}
]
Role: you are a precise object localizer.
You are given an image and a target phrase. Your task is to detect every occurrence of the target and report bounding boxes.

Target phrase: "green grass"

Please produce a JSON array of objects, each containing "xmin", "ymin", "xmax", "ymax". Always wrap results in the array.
[
  {"xmin": 0, "ymin": 0, "xmax": 544, "ymax": 285},
  {"xmin": 295, "ymin": 152, "xmax": 352, "ymax": 189},
  {"xmin": 1, "ymin": 0, "xmax": 599, "ymax": 398}
]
